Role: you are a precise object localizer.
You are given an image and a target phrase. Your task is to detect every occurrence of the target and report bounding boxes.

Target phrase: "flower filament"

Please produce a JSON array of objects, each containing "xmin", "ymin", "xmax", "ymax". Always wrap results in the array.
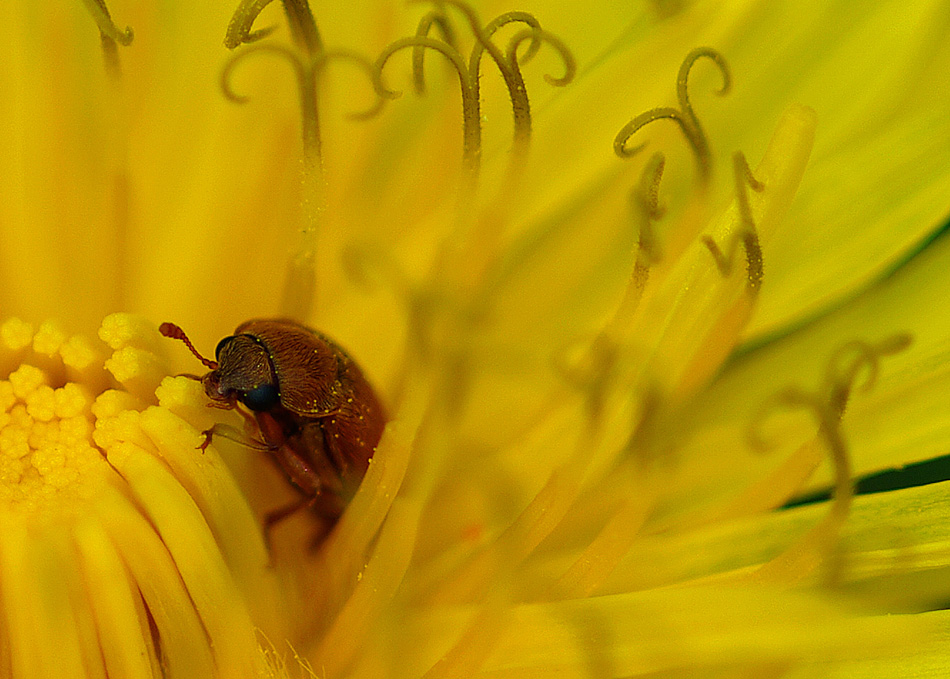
[
  {"xmin": 375, "ymin": 1, "xmax": 575, "ymax": 180},
  {"xmin": 614, "ymin": 47, "xmax": 731, "ymax": 184},
  {"xmin": 749, "ymin": 334, "xmax": 913, "ymax": 583},
  {"xmin": 702, "ymin": 151, "xmax": 766, "ymax": 293},
  {"xmin": 221, "ymin": 0, "xmax": 384, "ymax": 320},
  {"xmin": 81, "ymin": 0, "xmax": 134, "ymax": 47},
  {"xmin": 225, "ymin": 0, "xmax": 322, "ymax": 54}
]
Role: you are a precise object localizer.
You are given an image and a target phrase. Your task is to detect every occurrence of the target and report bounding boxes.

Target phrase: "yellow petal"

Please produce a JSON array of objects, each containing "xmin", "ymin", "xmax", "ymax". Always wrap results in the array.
[{"xmin": 404, "ymin": 586, "xmax": 934, "ymax": 677}]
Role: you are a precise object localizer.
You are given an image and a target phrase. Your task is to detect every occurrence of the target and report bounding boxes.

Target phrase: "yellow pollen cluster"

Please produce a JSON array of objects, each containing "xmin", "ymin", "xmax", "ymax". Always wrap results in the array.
[
  {"xmin": 0, "ymin": 313, "xmax": 283, "ymax": 676},
  {"xmin": 0, "ymin": 319, "xmax": 110, "ymax": 516}
]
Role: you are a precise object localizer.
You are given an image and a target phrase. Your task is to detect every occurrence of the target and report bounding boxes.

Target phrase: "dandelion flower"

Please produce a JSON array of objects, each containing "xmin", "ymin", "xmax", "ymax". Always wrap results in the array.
[{"xmin": 3, "ymin": 0, "xmax": 950, "ymax": 677}]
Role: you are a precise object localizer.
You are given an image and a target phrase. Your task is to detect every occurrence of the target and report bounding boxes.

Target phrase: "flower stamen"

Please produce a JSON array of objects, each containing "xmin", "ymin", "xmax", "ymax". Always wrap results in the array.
[
  {"xmin": 377, "ymin": 2, "xmax": 573, "ymax": 179},
  {"xmin": 221, "ymin": 44, "xmax": 318, "ymax": 161},
  {"xmin": 221, "ymin": 20, "xmax": 383, "ymax": 320},
  {"xmin": 504, "ymin": 27, "xmax": 576, "ymax": 151},
  {"xmin": 626, "ymin": 151, "xmax": 666, "ymax": 300},
  {"xmin": 553, "ymin": 154, "xmax": 677, "ymax": 450},
  {"xmin": 320, "ymin": 50, "xmax": 389, "ymax": 121},
  {"xmin": 341, "ymin": 243, "xmax": 435, "ymax": 408},
  {"xmin": 702, "ymin": 151, "xmax": 765, "ymax": 293},
  {"xmin": 225, "ymin": 0, "xmax": 277, "ymax": 48},
  {"xmin": 223, "ymin": 0, "xmax": 385, "ymax": 321},
  {"xmin": 614, "ymin": 47, "xmax": 731, "ymax": 184},
  {"xmin": 478, "ymin": 12, "xmax": 543, "ymax": 68},
  {"xmin": 84, "ymin": 0, "xmax": 133, "ymax": 83},
  {"xmin": 81, "ymin": 0, "xmax": 134, "ymax": 48},
  {"xmin": 279, "ymin": 0, "xmax": 322, "ymax": 56},
  {"xmin": 748, "ymin": 333, "xmax": 912, "ymax": 584},
  {"xmin": 554, "ymin": 152, "xmax": 668, "ymax": 420},
  {"xmin": 81, "ymin": 0, "xmax": 134, "ymax": 309},
  {"xmin": 413, "ymin": 9, "xmax": 459, "ymax": 94},
  {"xmin": 221, "ymin": 42, "xmax": 322, "ymax": 321},
  {"xmin": 225, "ymin": 0, "xmax": 322, "ymax": 56},
  {"xmin": 376, "ymin": 36, "xmax": 478, "ymax": 173},
  {"xmin": 553, "ymin": 334, "xmax": 620, "ymax": 423},
  {"xmin": 436, "ymin": 1, "xmax": 546, "ymax": 153},
  {"xmin": 822, "ymin": 334, "xmax": 912, "ymax": 401}
]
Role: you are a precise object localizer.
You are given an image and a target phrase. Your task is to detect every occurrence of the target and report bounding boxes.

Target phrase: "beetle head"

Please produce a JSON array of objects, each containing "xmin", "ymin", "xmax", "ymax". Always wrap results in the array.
[
  {"xmin": 206, "ymin": 334, "xmax": 280, "ymax": 411},
  {"xmin": 160, "ymin": 322, "xmax": 280, "ymax": 412}
]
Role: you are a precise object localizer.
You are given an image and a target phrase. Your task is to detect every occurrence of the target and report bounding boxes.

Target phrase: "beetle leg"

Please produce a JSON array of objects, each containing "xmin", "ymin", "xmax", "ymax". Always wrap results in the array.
[
  {"xmin": 263, "ymin": 492, "xmax": 343, "ymax": 528},
  {"xmin": 269, "ymin": 426, "xmax": 346, "ymax": 514},
  {"xmin": 254, "ymin": 412, "xmax": 289, "ymax": 450},
  {"xmin": 260, "ymin": 497, "xmax": 316, "ymax": 555},
  {"xmin": 233, "ymin": 404, "xmax": 258, "ymax": 428},
  {"xmin": 198, "ymin": 422, "xmax": 270, "ymax": 451},
  {"xmin": 260, "ymin": 442, "xmax": 346, "ymax": 547},
  {"xmin": 264, "ymin": 494, "xmax": 318, "ymax": 528},
  {"xmin": 249, "ymin": 413, "xmax": 336, "ymax": 502},
  {"xmin": 318, "ymin": 413, "xmax": 375, "ymax": 496},
  {"xmin": 262, "ymin": 491, "xmax": 343, "ymax": 552}
]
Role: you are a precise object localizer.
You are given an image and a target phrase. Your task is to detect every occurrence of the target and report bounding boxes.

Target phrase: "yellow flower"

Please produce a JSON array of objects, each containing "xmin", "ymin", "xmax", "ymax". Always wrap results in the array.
[{"xmin": 3, "ymin": 0, "xmax": 950, "ymax": 677}]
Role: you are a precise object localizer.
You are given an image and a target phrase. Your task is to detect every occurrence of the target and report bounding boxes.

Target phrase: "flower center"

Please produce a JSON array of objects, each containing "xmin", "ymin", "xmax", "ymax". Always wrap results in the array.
[
  {"xmin": 0, "ymin": 314, "xmax": 283, "ymax": 676},
  {"xmin": 0, "ymin": 318, "xmax": 112, "ymax": 519}
]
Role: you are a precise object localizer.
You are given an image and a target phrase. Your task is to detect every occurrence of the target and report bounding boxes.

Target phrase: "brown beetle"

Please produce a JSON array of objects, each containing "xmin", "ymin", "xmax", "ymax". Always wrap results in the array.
[{"xmin": 159, "ymin": 319, "xmax": 385, "ymax": 530}]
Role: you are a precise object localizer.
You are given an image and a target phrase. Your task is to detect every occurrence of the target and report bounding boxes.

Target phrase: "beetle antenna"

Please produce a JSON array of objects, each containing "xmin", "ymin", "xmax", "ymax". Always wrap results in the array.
[{"xmin": 159, "ymin": 322, "xmax": 219, "ymax": 369}]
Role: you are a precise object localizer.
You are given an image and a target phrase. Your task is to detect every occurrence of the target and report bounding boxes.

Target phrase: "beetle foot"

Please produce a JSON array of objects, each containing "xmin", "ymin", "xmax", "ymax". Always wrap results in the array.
[{"xmin": 197, "ymin": 429, "xmax": 214, "ymax": 452}]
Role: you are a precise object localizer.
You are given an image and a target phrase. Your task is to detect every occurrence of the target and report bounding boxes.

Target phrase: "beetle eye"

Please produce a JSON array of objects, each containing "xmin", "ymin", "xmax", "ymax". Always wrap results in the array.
[
  {"xmin": 214, "ymin": 336, "xmax": 235, "ymax": 359},
  {"xmin": 241, "ymin": 383, "xmax": 280, "ymax": 411}
]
